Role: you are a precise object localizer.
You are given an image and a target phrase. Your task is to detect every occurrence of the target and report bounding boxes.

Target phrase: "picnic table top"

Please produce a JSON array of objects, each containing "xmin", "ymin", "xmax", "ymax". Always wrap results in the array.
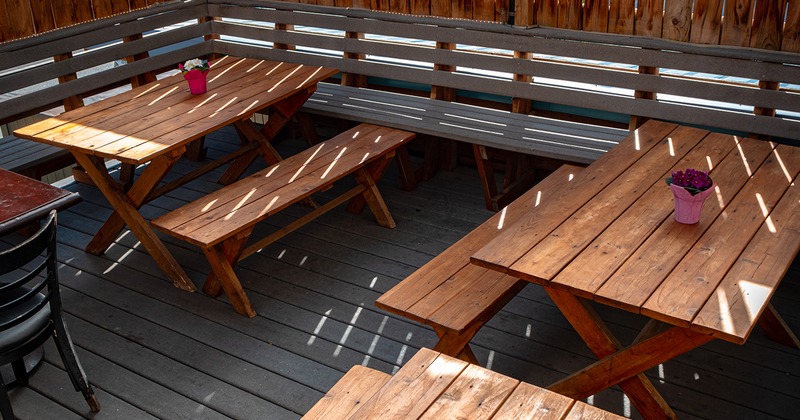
[
  {"xmin": 472, "ymin": 119, "xmax": 800, "ymax": 345},
  {"xmin": 13, "ymin": 56, "xmax": 337, "ymax": 165},
  {"xmin": 332, "ymin": 347, "xmax": 624, "ymax": 419}
]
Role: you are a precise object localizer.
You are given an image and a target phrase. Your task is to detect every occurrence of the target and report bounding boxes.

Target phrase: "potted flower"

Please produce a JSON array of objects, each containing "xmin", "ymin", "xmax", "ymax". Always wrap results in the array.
[
  {"xmin": 179, "ymin": 58, "xmax": 210, "ymax": 94},
  {"xmin": 666, "ymin": 168, "xmax": 715, "ymax": 224}
]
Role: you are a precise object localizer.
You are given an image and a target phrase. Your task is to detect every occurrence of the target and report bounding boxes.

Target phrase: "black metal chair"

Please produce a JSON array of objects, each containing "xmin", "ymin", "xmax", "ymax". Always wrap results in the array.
[{"xmin": 0, "ymin": 211, "xmax": 99, "ymax": 418}]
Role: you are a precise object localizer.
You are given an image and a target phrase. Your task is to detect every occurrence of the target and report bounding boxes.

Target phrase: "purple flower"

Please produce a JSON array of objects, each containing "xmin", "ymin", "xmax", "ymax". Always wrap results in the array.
[{"xmin": 666, "ymin": 168, "xmax": 713, "ymax": 195}]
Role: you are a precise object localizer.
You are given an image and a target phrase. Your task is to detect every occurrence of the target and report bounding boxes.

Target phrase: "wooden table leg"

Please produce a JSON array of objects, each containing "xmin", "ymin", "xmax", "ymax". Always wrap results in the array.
[
  {"xmin": 544, "ymin": 288, "xmax": 714, "ymax": 419},
  {"xmin": 757, "ymin": 303, "xmax": 800, "ymax": 349},
  {"xmin": 219, "ymin": 87, "xmax": 316, "ymax": 185},
  {"xmin": 72, "ymin": 151, "xmax": 196, "ymax": 292},
  {"xmin": 202, "ymin": 240, "xmax": 256, "ymax": 318}
]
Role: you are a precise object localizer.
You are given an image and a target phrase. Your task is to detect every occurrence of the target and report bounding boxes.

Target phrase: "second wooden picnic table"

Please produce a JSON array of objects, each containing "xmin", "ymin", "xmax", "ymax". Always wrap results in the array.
[
  {"xmin": 471, "ymin": 119, "xmax": 800, "ymax": 419},
  {"xmin": 13, "ymin": 56, "xmax": 338, "ymax": 291}
]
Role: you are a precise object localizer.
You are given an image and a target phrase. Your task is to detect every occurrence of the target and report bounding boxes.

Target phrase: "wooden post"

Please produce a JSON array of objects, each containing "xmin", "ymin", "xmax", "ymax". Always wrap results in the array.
[
  {"xmin": 123, "ymin": 34, "xmax": 157, "ymax": 88},
  {"xmin": 53, "ymin": 53, "xmax": 83, "ymax": 111},
  {"xmin": 342, "ymin": 31, "xmax": 367, "ymax": 87},
  {"xmin": 431, "ymin": 42, "xmax": 456, "ymax": 101},
  {"xmin": 629, "ymin": 66, "xmax": 658, "ymax": 130},
  {"xmin": 274, "ymin": 23, "xmax": 296, "ymax": 50},
  {"xmin": 752, "ymin": 80, "xmax": 779, "ymax": 139}
]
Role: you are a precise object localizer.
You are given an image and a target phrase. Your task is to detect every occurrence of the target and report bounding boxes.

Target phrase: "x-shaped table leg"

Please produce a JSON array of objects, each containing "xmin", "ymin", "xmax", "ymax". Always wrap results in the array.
[
  {"xmin": 73, "ymin": 149, "xmax": 196, "ymax": 291},
  {"xmin": 544, "ymin": 288, "xmax": 713, "ymax": 419},
  {"xmin": 218, "ymin": 86, "xmax": 316, "ymax": 185}
]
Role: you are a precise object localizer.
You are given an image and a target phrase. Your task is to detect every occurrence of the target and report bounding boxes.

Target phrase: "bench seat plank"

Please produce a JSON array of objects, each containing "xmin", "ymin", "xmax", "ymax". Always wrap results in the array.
[
  {"xmin": 376, "ymin": 164, "xmax": 584, "ymax": 360},
  {"xmin": 306, "ymin": 83, "xmax": 628, "ymax": 164}
]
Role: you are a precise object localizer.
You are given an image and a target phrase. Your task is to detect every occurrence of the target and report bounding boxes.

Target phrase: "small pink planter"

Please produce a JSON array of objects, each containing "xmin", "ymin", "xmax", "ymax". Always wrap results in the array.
[
  {"xmin": 669, "ymin": 183, "xmax": 715, "ymax": 224},
  {"xmin": 183, "ymin": 69, "xmax": 208, "ymax": 94}
]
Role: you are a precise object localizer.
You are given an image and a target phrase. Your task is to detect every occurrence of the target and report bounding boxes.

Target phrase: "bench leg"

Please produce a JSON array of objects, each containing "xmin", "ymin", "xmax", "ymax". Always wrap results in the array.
[
  {"xmin": 203, "ymin": 233, "xmax": 250, "ymax": 298},
  {"xmin": 352, "ymin": 167, "xmax": 395, "ymax": 228},
  {"xmin": 347, "ymin": 151, "xmax": 395, "ymax": 212},
  {"xmin": 203, "ymin": 242, "xmax": 256, "ymax": 318},
  {"xmin": 432, "ymin": 325, "xmax": 480, "ymax": 364}
]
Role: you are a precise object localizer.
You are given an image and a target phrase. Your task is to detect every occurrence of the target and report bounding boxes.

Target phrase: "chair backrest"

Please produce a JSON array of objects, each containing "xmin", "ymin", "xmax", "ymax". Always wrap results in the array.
[{"xmin": 0, "ymin": 210, "xmax": 59, "ymax": 333}]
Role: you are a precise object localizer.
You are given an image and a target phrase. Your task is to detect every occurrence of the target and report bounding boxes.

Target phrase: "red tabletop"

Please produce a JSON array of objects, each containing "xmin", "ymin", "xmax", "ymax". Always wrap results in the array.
[{"xmin": 0, "ymin": 168, "xmax": 81, "ymax": 235}]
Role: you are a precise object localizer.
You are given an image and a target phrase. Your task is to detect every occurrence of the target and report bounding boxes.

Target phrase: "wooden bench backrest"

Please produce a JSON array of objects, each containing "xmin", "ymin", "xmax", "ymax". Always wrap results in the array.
[
  {"xmin": 3, "ymin": 0, "xmax": 799, "ymax": 142},
  {"xmin": 210, "ymin": 0, "xmax": 800, "ymax": 141},
  {"xmin": 0, "ymin": 2, "xmax": 212, "ymax": 126}
]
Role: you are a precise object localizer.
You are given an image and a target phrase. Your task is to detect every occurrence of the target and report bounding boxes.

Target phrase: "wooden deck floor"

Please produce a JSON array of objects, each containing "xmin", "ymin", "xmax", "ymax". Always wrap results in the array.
[{"xmin": 5, "ymin": 125, "xmax": 800, "ymax": 419}]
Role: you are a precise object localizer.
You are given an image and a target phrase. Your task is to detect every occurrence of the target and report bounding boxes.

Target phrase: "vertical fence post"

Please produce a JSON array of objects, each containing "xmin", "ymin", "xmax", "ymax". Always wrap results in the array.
[{"xmin": 629, "ymin": 65, "xmax": 658, "ymax": 130}]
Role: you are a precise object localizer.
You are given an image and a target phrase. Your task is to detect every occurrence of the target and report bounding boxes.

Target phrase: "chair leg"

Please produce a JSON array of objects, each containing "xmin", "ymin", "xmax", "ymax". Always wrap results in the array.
[
  {"xmin": 10, "ymin": 359, "xmax": 28, "ymax": 386},
  {"xmin": 52, "ymin": 321, "xmax": 100, "ymax": 412},
  {"xmin": 0, "ymin": 372, "xmax": 14, "ymax": 420}
]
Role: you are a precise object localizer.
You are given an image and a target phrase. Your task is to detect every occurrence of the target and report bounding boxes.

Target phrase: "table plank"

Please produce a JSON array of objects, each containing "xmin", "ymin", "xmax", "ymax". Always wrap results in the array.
[
  {"xmin": 594, "ymin": 135, "xmax": 776, "ymax": 312},
  {"xmin": 642, "ymin": 144, "xmax": 800, "ymax": 326},
  {"xmin": 509, "ymin": 124, "xmax": 707, "ymax": 288},
  {"xmin": 551, "ymin": 128, "xmax": 737, "ymax": 297},
  {"xmin": 471, "ymin": 120, "xmax": 678, "ymax": 279},
  {"xmin": 693, "ymin": 167, "xmax": 800, "ymax": 342},
  {"xmin": 29, "ymin": 58, "xmax": 246, "ymax": 145},
  {"xmin": 419, "ymin": 363, "xmax": 518, "ymax": 419},
  {"xmin": 492, "ymin": 381, "xmax": 574, "ymax": 419},
  {"xmin": 350, "ymin": 348, "xmax": 468, "ymax": 418}
]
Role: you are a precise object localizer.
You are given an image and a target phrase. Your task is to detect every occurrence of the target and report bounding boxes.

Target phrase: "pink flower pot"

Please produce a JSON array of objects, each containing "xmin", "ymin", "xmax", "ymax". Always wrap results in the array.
[
  {"xmin": 669, "ymin": 183, "xmax": 715, "ymax": 224},
  {"xmin": 183, "ymin": 69, "xmax": 208, "ymax": 94}
]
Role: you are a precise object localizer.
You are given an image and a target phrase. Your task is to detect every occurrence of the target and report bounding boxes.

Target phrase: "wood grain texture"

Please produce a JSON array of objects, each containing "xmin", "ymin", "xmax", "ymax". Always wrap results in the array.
[
  {"xmin": 595, "ymin": 135, "xmax": 775, "ymax": 312},
  {"xmin": 662, "ymin": 0, "xmax": 691, "ymax": 41},
  {"xmin": 302, "ymin": 366, "xmax": 390, "ymax": 419},
  {"xmin": 511, "ymin": 125, "xmax": 708, "ymax": 288},
  {"xmin": 471, "ymin": 120, "xmax": 675, "ymax": 277},
  {"xmin": 782, "ymin": 0, "xmax": 800, "ymax": 51},
  {"xmin": 583, "ymin": 0, "xmax": 609, "ymax": 33},
  {"xmin": 642, "ymin": 144, "xmax": 800, "ymax": 327},
  {"xmin": 721, "ymin": 0, "xmax": 753, "ymax": 46},
  {"xmin": 634, "ymin": 0, "xmax": 663, "ymax": 37},
  {"xmin": 691, "ymin": 0, "xmax": 723, "ymax": 44},
  {"xmin": 609, "ymin": 0, "xmax": 635, "ymax": 34},
  {"xmin": 749, "ymin": 0, "xmax": 782, "ymax": 50},
  {"xmin": 551, "ymin": 126, "xmax": 725, "ymax": 298}
]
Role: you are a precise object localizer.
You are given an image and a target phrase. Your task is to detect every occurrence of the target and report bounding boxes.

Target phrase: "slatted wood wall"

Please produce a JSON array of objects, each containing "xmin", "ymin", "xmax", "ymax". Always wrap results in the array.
[
  {"xmin": 0, "ymin": 0, "xmax": 158, "ymax": 42},
  {"xmin": 1, "ymin": 0, "xmax": 799, "ymax": 51},
  {"xmin": 318, "ymin": 0, "xmax": 800, "ymax": 52}
]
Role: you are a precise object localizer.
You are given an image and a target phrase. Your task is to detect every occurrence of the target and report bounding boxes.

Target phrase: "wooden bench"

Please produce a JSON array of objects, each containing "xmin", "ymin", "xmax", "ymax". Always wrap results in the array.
[
  {"xmin": 302, "ymin": 347, "xmax": 624, "ymax": 419},
  {"xmin": 375, "ymin": 164, "xmax": 583, "ymax": 363},
  {"xmin": 0, "ymin": 134, "xmax": 74, "ymax": 180},
  {"xmin": 152, "ymin": 123, "xmax": 415, "ymax": 317},
  {"xmin": 303, "ymin": 83, "xmax": 627, "ymax": 210}
]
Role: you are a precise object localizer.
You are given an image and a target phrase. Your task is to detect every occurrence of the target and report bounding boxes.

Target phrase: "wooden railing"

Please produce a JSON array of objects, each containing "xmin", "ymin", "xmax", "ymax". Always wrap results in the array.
[
  {"xmin": 2, "ymin": 0, "xmax": 800, "ymax": 53},
  {"xmin": 1, "ymin": 0, "xmax": 799, "ymax": 141}
]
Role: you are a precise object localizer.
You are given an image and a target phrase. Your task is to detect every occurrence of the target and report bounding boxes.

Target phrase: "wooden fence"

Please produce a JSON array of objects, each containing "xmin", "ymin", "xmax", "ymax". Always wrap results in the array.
[{"xmin": 2, "ymin": 0, "xmax": 799, "ymax": 52}]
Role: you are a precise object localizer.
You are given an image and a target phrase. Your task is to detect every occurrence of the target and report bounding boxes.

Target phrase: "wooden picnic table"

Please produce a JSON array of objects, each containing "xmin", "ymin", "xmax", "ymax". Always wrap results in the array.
[
  {"xmin": 304, "ymin": 347, "xmax": 625, "ymax": 419},
  {"xmin": 471, "ymin": 119, "xmax": 800, "ymax": 419},
  {"xmin": 13, "ymin": 56, "xmax": 338, "ymax": 291}
]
